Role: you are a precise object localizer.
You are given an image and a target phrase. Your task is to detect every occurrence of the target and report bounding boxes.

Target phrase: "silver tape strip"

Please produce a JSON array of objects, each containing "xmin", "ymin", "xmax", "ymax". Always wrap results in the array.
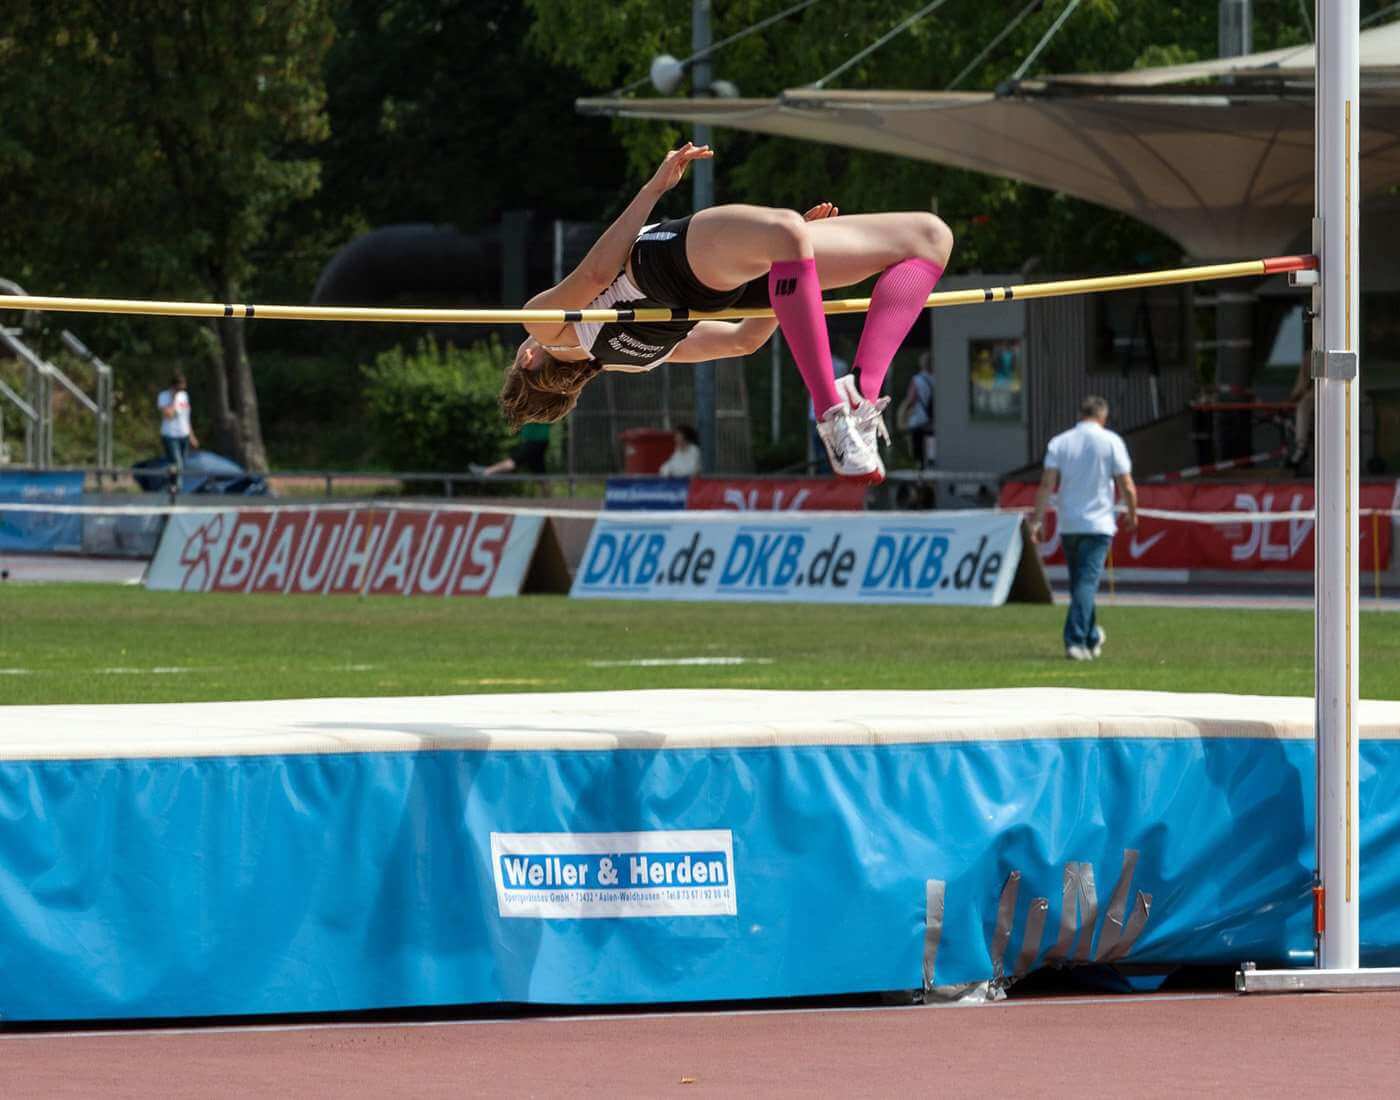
[
  {"xmin": 1103, "ymin": 891, "xmax": 1153, "ymax": 963},
  {"xmin": 1094, "ymin": 849, "xmax": 1140, "ymax": 963},
  {"xmin": 923, "ymin": 879, "xmax": 946, "ymax": 991},
  {"xmin": 1047, "ymin": 862, "xmax": 1082, "ymax": 964},
  {"xmin": 1014, "ymin": 897, "xmax": 1049, "ymax": 978},
  {"xmin": 926, "ymin": 980, "xmax": 1003, "ymax": 1004},
  {"xmin": 1072, "ymin": 862, "xmax": 1099, "ymax": 964},
  {"xmin": 990, "ymin": 871, "xmax": 1021, "ymax": 984}
]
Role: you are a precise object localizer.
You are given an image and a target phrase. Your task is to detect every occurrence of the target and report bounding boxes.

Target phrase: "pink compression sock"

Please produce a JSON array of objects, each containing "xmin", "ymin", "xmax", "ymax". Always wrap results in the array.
[
  {"xmin": 769, "ymin": 258, "xmax": 841, "ymax": 415},
  {"xmin": 852, "ymin": 258, "xmax": 944, "ymax": 399}
]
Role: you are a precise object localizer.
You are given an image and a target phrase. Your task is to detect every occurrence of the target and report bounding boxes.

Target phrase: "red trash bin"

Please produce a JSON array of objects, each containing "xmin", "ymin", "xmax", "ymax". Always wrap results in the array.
[{"xmin": 620, "ymin": 428, "xmax": 678, "ymax": 474}]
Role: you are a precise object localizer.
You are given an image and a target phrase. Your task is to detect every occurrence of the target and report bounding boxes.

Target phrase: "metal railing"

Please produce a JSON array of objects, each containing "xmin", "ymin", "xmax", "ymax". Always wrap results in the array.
[
  {"xmin": 3, "ymin": 463, "xmax": 1001, "ymax": 502},
  {"xmin": 7, "ymin": 465, "xmax": 613, "ymax": 498},
  {"xmin": 1, "ymin": 279, "xmax": 115, "ymax": 469}
]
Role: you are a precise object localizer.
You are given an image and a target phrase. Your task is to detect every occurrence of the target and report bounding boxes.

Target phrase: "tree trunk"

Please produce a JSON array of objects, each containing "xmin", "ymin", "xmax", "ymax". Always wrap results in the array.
[
  {"xmin": 203, "ymin": 278, "xmax": 268, "ymax": 472},
  {"xmin": 203, "ymin": 320, "xmax": 238, "ymax": 457}
]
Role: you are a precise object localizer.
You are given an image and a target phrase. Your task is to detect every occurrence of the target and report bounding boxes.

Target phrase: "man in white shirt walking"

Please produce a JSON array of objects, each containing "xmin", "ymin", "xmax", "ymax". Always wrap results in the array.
[
  {"xmin": 1029, "ymin": 395, "xmax": 1139, "ymax": 661},
  {"xmin": 156, "ymin": 372, "xmax": 199, "ymax": 473}
]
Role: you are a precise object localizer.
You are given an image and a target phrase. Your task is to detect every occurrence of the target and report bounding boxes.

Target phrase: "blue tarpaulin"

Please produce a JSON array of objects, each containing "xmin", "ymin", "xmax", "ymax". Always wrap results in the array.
[
  {"xmin": 0, "ymin": 689, "xmax": 1395, "ymax": 1021},
  {"xmin": 132, "ymin": 449, "xmax": 268, "ymax": 495},
  {"xmin": 0, "ymin": 470, "xmax": 83, "ymax": 551}
]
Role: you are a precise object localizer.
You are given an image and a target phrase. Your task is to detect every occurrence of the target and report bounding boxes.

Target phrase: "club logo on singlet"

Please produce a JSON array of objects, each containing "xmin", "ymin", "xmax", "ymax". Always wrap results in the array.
[
  {"xmin": 637, "ymin": 230, "xmax": 678, "ymax": 242},
  {"xmin": 773, "ymin": 277, "xmax": 798, "ymax": 297}
]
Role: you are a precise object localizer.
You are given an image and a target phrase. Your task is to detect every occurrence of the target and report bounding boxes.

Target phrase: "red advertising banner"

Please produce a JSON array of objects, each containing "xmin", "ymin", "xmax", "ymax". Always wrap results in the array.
[
  {"xmin": 999, "ymin": 480, "xmax": 1395, "ymax": 572},
  {"xmin": 148, "ymin": 507, "xmax": 552, "ymax": 596},
  {"xmin": 686, "ymin": 478, "xmax": 867, "ymax": 512}
]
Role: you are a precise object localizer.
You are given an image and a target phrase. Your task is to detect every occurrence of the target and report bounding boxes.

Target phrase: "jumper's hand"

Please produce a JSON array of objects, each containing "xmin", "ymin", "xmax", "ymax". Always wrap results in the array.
[
  {"xmin": 516, "ymin": 337, "xmax": 544, "ymax": 372},
  {"xmin": 803, "ymin": 202, "xmax": 839, "ymax": 221},
  {"xmin": 647, "ymin": 142, "xmax": 712, "ymax": 194}
]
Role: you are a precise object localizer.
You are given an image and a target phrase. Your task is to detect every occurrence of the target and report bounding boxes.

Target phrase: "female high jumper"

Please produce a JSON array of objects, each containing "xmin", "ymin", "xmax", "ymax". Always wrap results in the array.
[{"xmin": 500, "ymin": 142, "xmax": 953, "ymax": 481}]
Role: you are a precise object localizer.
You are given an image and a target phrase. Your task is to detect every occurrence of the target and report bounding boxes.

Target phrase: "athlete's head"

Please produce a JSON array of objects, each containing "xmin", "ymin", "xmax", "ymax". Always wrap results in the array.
[{"xmin": 499, "ymin": 337, "xmax": 602, "ymax": 430}]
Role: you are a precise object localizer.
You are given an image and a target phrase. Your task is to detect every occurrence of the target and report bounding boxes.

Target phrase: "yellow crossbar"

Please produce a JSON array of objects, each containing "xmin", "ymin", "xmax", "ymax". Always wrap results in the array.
[{"xmin": 0, "ymin": 255, "xmax": 1316, "ymax": 326}]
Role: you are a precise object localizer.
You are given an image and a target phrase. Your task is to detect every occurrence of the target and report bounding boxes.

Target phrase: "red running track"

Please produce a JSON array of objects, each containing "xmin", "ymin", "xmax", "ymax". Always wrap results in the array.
[{"xmin": 5, "ymin": 992, "xmax": 1400, "ymax": 1098}]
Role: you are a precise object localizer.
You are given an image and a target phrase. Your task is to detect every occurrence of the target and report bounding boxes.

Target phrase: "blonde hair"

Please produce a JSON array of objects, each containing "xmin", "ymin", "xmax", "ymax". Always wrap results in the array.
[{"xmin": 499, "ymin": 347, "xmax": 602, "ymax": 431}]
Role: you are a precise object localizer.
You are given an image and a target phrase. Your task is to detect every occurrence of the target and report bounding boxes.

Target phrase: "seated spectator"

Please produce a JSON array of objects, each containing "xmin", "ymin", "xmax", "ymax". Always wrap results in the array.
[{"xmin": 658, "ymin": 424, "xmax": 702, "ymax": 477}]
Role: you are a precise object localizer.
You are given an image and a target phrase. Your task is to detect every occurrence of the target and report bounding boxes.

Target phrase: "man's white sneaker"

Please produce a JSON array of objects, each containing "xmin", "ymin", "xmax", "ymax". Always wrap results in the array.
[
  {"xmin": 836, "ymin": 374, "xmax": 889, "ymax": 483},
  {"xmin": 1091, "ymin": 627, "xmax": 1106, "ymax": 659},
  {"xmin": 816, "ymin": 403, "xmax": 880, "ymax": 480},
  {"xmin": 1066, "ymin": 645, "xmax": 1093, "ymax": 661}
]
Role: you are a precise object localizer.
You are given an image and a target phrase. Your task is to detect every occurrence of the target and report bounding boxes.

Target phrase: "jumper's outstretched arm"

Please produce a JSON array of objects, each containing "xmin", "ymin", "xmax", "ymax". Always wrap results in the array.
[{"xmin": 520, "ymin": 143, "xmax": 713, "ymax": 344}]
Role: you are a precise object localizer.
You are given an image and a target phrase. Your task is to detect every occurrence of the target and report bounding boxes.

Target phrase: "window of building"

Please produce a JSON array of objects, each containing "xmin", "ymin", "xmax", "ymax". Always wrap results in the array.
[{"xmin": 968, "ymin": 337, "xmax": 1023, "ymax": 421}]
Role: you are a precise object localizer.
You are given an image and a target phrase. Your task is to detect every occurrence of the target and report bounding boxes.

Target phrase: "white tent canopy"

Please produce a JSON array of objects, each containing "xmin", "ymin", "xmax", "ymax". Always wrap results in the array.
[
  {"xmin": 580, "ymin": 25, "xmax": 1400, "ymax": 258},
  {"xmin": 1051, "ymin": 20, "xmax": 1400, "ymax": 88}
]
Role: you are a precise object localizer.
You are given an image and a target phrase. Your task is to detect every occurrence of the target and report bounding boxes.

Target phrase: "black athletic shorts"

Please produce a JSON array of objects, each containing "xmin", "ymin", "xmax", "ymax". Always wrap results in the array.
[
  {"xmin": 509, "ymin": 439, "xmax": 549, "ymax": 474},
  {"xmin": 629, "ymin": 216, "xmax": 771, "ymax": 312}
]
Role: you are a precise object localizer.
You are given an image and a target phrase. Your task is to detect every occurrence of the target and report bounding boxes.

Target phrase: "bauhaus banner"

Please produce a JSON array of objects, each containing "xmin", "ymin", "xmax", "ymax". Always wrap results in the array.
[{"xmin": 146, "ymin": 506, "xmax": 562, "ymax": 597}]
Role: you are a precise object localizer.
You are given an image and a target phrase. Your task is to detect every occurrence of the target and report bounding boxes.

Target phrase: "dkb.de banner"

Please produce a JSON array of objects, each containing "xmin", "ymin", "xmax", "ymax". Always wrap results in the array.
[
  {"xmin": 571, "ymin": 511, "xmax": 1023, "ymax": 605},
  {"xmin": 146, "ymin": 506, "xmax": 566, "ymax": 597}
]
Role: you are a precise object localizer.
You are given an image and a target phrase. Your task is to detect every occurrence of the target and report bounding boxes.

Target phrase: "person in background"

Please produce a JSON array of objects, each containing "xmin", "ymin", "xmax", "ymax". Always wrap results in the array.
[
  {"xmin": 898, "ymin": 350, "xmax": 935, "ymax": 469},
  {"xmin": 658, "ymin": 424, "xmax": 702, "ymax": 477},
  {"xmin": 1029, "ymin": 395, "xmax": 1138, "ymax": 661},
  {"xmin": 156, "ymin": 372, "xmax": 198, "ymax": 472},
  {"xmin": 471, "ymin": 421, "xmax": 551, "ymax": 478}
]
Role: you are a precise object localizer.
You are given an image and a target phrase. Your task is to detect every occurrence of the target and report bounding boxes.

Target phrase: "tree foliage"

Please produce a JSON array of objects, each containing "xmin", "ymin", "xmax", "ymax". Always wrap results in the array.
[
  {"xmin": 318, "ymin": 0, "xmax": 625, "ymax": 232},
  {"xmin": 361, "ymin": 336, "xmax": 513, "ymax": 470},
  {"xmin": 0, "ymin": 1, "xmax": 335, "ymax": 469}
]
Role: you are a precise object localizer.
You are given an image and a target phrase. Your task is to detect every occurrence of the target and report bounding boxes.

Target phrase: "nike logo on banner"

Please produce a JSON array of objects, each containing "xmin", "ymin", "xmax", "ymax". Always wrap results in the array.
[
  {"xmin": 1129, "ymin": 531, "xmax": 1167, "ymax": 559},
  {"xmin": 774, "ymin": 277, "xmax": 798, "ymax": 296}
]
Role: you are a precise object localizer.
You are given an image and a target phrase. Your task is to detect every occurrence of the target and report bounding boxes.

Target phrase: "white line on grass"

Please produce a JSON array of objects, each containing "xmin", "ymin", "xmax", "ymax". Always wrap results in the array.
[
  {"xmin": 92, "ymin": 667, "xmax": 201, "ymax": 675},
  {"xmin": 588, "ymin": 657, "xmax": 775, "ymax": 668}
]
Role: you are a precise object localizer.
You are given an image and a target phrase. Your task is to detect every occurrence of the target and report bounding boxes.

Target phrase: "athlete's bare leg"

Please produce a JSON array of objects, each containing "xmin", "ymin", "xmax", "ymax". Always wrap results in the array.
[
  {"xmin": 685, "ymin": 206, "xmax": 952, "ymax": 292},
  {"xmin": 683, "ymin": 204, "xmax": 952, "ymax": 482}
]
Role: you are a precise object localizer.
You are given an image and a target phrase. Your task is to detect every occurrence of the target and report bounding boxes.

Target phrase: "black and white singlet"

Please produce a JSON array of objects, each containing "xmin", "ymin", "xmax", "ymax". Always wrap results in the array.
[
  {"xmin": 546, "ymin": 217, "xmax": 770, "ymax": 373},
  {"xmin": 571, "ymin": 269, "xmax": 694, "ymax": 373}
]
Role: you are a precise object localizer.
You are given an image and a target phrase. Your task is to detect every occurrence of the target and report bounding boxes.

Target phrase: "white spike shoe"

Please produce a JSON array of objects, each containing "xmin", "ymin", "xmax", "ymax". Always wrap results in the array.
[
  {"xmin": 815, "ymin": 403, "xmax": 880, "ymax": 481},
  {"xmin": 837, "ymin": 374, "xmax": 890, "ymax": 483}
]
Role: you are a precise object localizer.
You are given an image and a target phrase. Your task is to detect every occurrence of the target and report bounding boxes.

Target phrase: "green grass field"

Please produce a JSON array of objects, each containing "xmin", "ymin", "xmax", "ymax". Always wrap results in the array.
[{"xmin": 4, "ymin": 584, "xmax": 1400, "ymax": 706}]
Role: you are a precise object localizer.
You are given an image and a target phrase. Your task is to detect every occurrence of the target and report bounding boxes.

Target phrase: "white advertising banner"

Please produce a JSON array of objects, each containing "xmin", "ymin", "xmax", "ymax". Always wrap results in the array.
[
  {"xmin": 490, "ymin": 830, "xmax": 738, "ymax": 920},
  {"xmin": 570, "ymin": 511, "xmax": 1024, "ymax": 606},
  {"xmin": 146, "ymin": 507, "xmax": 547, "ymax": 597}
]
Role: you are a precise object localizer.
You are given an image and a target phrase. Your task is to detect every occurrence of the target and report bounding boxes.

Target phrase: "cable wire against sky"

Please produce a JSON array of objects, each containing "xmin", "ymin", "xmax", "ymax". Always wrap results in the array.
[
  {"xmin": 945, "ymin": 0, "xmax": 1045, "ymax": 91},
  {"xmin": 1362, "ymin": 1, "xmax": 1400, "ymax": 28},
  {"xmin": 1009, "ymin": 0, "xmax": 1084, "ymax": 82},
  {"xmin": 610, "ymin": 0, "xmax": 826, "ymax": 97},
  {"xmin": 807, "ymin": 0, "xmax": 955, "ymax": 89}
]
